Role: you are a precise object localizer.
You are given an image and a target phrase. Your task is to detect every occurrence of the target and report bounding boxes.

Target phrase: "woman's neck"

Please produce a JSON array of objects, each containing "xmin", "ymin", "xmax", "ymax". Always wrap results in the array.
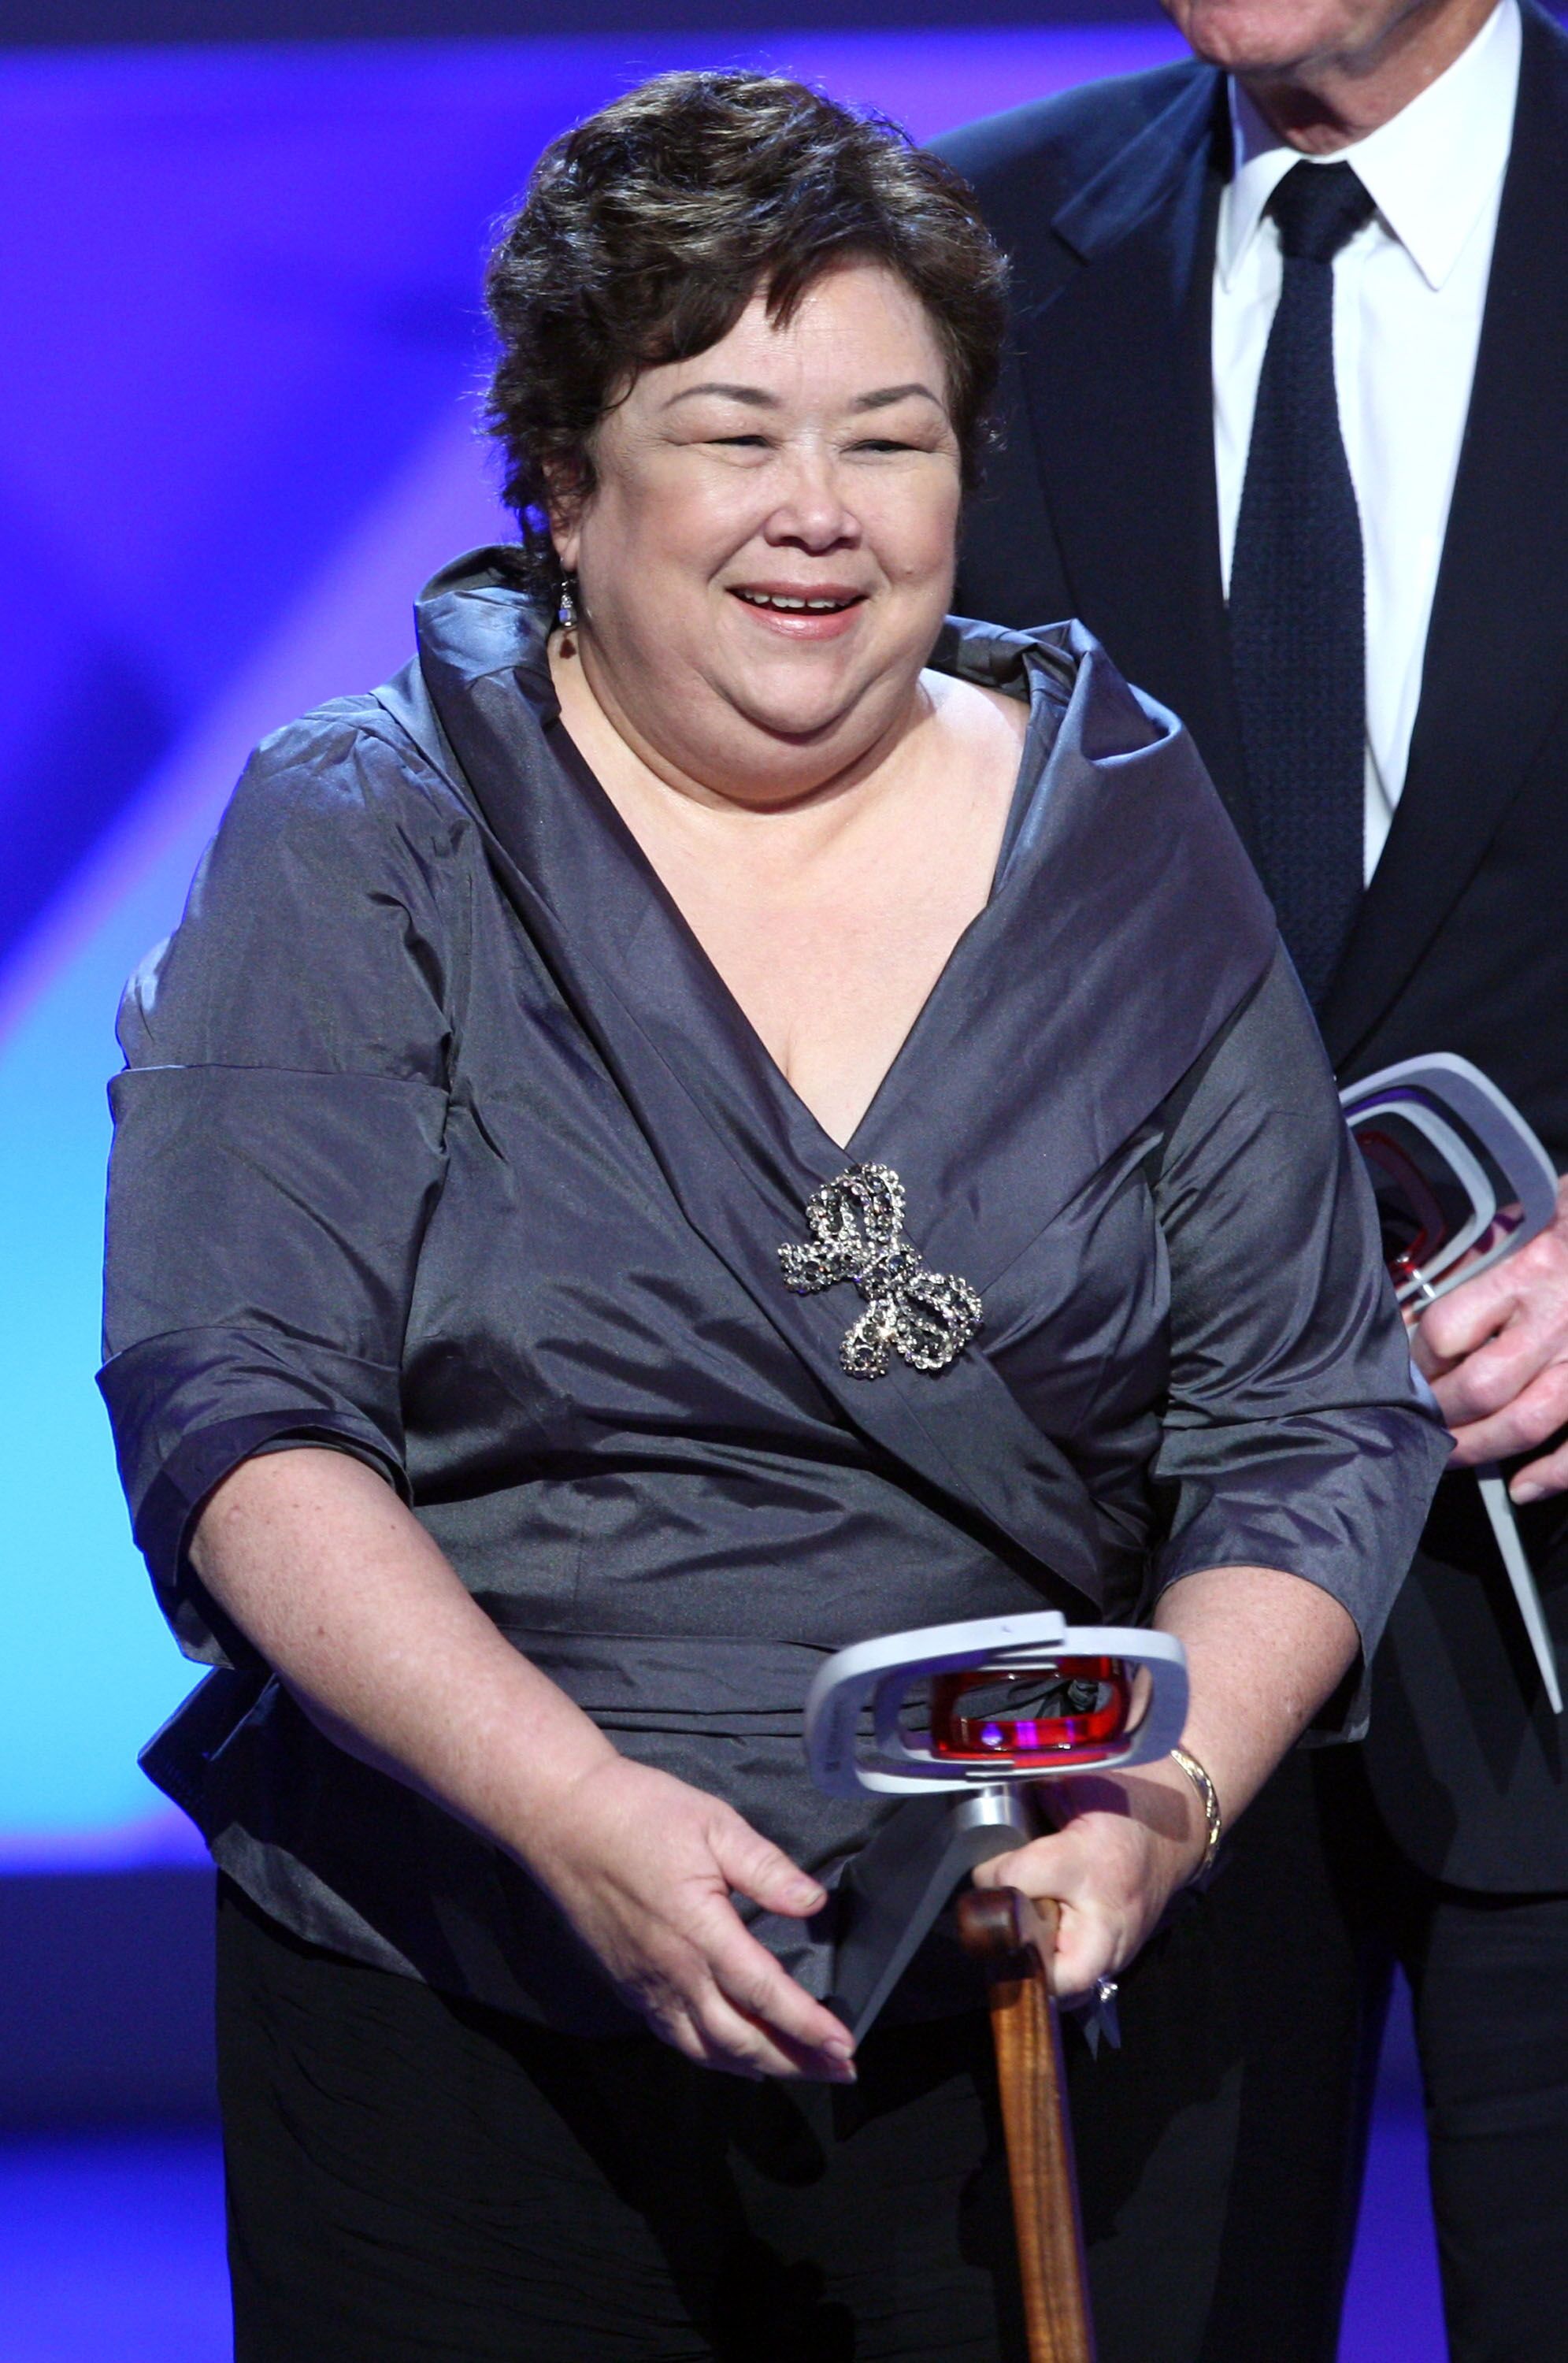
[{"xmin": 546, "ymin": 628, "xmax": 1027, "ymax": 1146}]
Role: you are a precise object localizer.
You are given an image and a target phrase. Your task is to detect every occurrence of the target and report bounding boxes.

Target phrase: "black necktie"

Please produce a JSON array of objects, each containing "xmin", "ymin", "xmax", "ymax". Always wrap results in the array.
[{"xmin": 1229, "ymin": 159, "xmax": 1377, "ymax": 1011}]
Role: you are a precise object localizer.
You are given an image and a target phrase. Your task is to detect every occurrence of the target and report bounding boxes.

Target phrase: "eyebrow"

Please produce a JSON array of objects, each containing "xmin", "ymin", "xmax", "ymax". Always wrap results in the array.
[
  {"xmin": 851, "ymin": 383, "xmax": 944, "ymax": 413},
  {"xmin": 661, "ymin": 380, "xmax": 946, "ymax": 414}
]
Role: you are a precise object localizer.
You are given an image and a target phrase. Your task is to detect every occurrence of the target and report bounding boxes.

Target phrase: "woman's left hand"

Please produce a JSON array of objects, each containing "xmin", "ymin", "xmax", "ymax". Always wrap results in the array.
[
  {"xmin": 974, "ymin": 1564, "xmax": 1363, "ymax": 1997},
  {"xmin": 970, "ymin": 1762, "xmax": 1207, "ymax": 1999}
]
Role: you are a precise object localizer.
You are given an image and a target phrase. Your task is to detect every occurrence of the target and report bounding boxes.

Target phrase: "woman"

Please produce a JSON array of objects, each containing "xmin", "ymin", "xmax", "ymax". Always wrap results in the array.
[{"xmin": 101, "ymin": 70, "xmax": 1448, "ymax": 2363}]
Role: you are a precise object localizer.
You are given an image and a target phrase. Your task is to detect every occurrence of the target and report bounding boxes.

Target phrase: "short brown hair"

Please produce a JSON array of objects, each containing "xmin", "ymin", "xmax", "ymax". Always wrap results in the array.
[{"xmin": 482, "ymin": 69, "xmax": 1009, "ymax": 601}]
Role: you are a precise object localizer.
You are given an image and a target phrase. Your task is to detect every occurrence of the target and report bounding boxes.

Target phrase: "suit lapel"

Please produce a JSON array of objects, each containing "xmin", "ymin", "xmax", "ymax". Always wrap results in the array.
[
  {"xmin": 1322, "ymin": 2, "xmax": 1568, "ymax": 1065},
  {"xmin": 1014, "ymin": 69, "xmax": 1252, "ymax": 848}
]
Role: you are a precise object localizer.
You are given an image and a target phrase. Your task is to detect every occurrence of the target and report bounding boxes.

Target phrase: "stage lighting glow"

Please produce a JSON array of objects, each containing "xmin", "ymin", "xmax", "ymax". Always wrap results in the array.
[{"xmin": 0, "ymin": 21, "xmax": 1182, "ymax": 1866}]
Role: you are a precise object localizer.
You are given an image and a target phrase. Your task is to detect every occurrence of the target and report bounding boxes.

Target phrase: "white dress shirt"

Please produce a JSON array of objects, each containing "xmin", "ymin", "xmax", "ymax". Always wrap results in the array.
[{"xmin": 1213, "ymin": 0, "xmax": 1521, "ymax": 880}]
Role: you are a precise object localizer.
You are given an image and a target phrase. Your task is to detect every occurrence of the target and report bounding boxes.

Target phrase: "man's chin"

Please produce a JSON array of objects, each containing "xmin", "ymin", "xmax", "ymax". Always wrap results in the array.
[{"xmin": 1166, "ymin": 0, "xmax": 1347, "ymax": 75}]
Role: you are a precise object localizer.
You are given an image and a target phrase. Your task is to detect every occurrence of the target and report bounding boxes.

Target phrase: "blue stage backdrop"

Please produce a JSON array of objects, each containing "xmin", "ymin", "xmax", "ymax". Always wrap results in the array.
[{"xmin": 0, "ymin": 22, "xmax": 1187, "ymax": 1869}]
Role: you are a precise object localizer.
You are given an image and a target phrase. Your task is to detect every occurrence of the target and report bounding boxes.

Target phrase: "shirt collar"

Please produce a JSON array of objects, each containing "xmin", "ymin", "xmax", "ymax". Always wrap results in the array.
[{"xmin": 1218, "ymin": 0, "xmax": 1521, "ymax": 294}]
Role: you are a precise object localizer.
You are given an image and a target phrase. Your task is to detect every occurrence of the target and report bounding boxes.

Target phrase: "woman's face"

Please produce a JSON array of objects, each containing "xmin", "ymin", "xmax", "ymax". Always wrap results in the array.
[{"xmin": 554, "ymin": 258, "xmax": 964, "ymax": 806}]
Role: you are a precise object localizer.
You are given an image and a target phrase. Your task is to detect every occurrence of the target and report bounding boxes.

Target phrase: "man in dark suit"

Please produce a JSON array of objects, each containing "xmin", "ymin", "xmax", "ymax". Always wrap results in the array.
[{"xmin": 937, "ymin": 3, "xmax": 1568, "ymax": 2356}]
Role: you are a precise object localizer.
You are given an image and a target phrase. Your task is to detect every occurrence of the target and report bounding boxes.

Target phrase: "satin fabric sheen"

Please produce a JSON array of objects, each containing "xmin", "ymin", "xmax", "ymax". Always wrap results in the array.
[{"xmin": 99, "ymin": 553, "xmax": 1449, "ymax": 2028}]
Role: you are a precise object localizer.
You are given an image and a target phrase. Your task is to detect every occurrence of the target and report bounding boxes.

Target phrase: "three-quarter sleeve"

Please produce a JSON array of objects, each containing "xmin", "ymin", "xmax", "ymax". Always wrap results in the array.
[
  {"xmin": 1150, "ymin": 946, "xmax": 1451, "ymax": 1732},
  {"xmin": 98, "ymin": 704, "xmax": 458, "ymax": 1664}
]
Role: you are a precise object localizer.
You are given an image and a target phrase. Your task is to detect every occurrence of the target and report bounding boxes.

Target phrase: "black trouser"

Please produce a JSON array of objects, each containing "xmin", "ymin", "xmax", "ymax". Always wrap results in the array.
[
  {"xmin": 217, "ymin": 1878, "xmax": 1026, "ymax": 2363},
  {"xmin": 217, "ymin": 1876, "xmax": 1252, "ymax": 2363},
  {"xmin": 1406, "ymin": 1879, "xmax": 1568, "ymax": 2360},
  {"xmin": 1349, "ymin": 1768, "xmax": 1568, "ymax": 2363},
  {"xmin": 991, "ymin": 1749, "xmax": 1381, "ymax": 2363},
  {"xmin": 1195, "ymin": 1749, "xmax": 1568, "ymax": 2363},
  {"xmin": 220, "ymin": 1776, "xmax": 1568, "ymax": 2363}
]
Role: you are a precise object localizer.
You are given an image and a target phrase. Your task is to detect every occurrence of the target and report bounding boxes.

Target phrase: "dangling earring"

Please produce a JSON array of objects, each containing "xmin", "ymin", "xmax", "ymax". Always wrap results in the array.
[{"xmin": 557, "ymin": 576, "xmax": 578, "ymax": 632}]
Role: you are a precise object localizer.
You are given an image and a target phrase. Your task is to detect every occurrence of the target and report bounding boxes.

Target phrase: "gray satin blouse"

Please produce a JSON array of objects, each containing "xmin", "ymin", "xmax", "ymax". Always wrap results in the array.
[{"xmin": 100, "ymin": 550, "xmax": 1450, "ymax": 2031}]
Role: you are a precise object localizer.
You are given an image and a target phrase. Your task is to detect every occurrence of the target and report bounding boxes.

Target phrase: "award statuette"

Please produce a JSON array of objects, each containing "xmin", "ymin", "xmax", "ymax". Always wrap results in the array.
[
  {"xmin": 1342, "ymin": 1055, "xmax": 1563, "ymax": 1714},
  {"xmin": 805, "ymin": 1612, "xmax": 1192, "ymax": 2363}
]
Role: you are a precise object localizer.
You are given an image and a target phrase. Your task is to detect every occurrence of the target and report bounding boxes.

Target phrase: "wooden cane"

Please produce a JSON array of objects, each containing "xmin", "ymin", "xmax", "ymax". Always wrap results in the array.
[{"xmin": 958, "ymin": 1886, "xmax": 1095, "ymax": 2363}]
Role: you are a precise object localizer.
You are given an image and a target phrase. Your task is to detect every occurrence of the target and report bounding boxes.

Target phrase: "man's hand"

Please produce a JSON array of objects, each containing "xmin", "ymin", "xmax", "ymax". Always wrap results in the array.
[{"xmin": 1413, "ymin": 1178, "xmax": 1568, "ymax": 1502}]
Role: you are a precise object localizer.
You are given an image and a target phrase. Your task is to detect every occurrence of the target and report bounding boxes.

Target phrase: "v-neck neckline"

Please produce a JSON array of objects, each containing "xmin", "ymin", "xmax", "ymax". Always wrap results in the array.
[
  {"xmin": 405, "ymin": 561, "xmax": 1277, "ymax": 1601},
  {"xmin": 543, "ymin": 648, "xmax": 1067, "ymax": 1166},
  {"xmin": 410, "ymin": 558, "xmax": 1274, "ymax": 1296}
]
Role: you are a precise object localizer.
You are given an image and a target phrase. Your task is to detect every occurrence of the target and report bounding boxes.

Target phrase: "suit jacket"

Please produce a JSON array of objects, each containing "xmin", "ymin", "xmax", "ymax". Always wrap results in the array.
[{"xmin": 936, "ymin": 0, "xmax": 1568, "ymax": 1889}]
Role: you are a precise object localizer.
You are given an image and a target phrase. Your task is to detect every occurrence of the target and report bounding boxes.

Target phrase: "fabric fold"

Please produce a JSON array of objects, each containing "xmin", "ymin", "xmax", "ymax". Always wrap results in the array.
[{"xmin": 98, "ymin": 551, "xmax": 1449, "ymax": 2027}]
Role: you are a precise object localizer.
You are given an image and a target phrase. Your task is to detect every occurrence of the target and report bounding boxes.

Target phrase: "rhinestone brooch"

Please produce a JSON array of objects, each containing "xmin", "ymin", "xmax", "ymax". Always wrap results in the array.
[{"xmin": 777, "ymin": 1162, "xmax": 983, "ymax": 1381}]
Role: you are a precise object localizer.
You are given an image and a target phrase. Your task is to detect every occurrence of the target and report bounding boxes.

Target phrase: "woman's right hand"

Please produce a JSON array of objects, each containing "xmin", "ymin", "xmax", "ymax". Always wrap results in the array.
[
  {"xmin": 521, "ymin": 1755, "xmax": 858, "ymax": 2083},
  {"xmin": 188, "ymin": 1455, "xmax": 855, "ymax": 2083}
]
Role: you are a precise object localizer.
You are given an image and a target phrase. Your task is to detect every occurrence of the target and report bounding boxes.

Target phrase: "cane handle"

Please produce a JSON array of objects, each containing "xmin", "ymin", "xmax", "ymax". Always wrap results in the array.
[{"xmin": 956, "ymin": 1886, "xmax": 1060, "ymax": 1982}]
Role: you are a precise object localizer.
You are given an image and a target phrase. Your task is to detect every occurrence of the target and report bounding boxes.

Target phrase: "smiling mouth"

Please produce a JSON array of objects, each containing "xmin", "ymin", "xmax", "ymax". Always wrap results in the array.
[{"xmin": 730, "ymin": 590, "xmax": 864, "ymax": 614}]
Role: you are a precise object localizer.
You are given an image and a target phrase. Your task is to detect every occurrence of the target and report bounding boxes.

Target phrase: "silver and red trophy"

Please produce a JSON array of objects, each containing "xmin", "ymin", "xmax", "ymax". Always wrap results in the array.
[
  {"xmin": 805, "ymin": 1610, "xmax": 1188, "ymax": 2039},
  {"xmin": 1340, "ymin": 1054, "xmax": 1563, "ymax": 1714},
  {"xmin": 806, "ymin": 1612, "xmax": 1190, "ymax": 2363}
]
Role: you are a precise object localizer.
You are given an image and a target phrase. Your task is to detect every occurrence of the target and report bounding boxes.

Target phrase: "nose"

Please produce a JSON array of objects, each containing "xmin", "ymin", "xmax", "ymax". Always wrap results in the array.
[{"xmin": 762, "ymin": 444, "xmax": 859, "ymax": 554}]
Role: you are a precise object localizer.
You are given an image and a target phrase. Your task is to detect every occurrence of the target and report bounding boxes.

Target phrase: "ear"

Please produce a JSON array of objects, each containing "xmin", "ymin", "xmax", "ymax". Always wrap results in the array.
[
  {"xmin": 552, "ymin": 514, "xmax": 583, "ymax": 578},
  {"xmin": 543, "ymin": 461, "xmax": 588, "ymax": 577}
]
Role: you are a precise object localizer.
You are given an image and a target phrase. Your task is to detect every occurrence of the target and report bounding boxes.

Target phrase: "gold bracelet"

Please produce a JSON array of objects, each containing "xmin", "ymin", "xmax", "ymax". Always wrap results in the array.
[{"xmin": 1170, "ymin": 1745, "xmax": 1224, "ymax": 1884}]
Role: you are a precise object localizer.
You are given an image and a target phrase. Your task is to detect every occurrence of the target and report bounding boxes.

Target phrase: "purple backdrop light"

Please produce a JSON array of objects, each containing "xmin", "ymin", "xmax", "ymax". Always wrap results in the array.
[
  {"xmin": 0, "ymin": 20, "xmax": 1184, "ymax": 1863},
  {"xmin": 0, "ymin": 32, "xmax": 1446, "ymax": 2357}
]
